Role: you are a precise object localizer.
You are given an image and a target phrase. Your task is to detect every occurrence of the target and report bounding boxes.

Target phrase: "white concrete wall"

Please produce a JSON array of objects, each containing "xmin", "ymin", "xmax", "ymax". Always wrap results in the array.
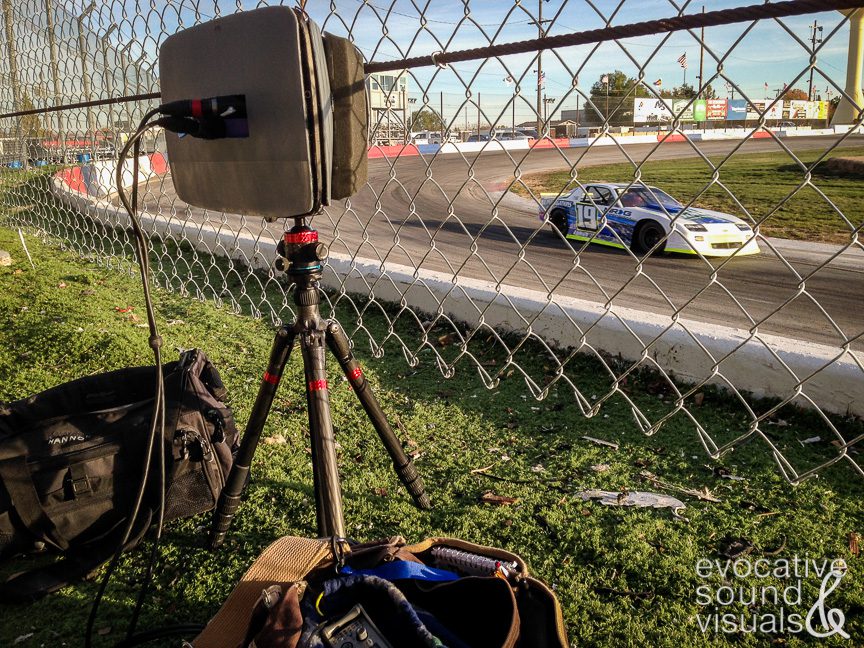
[{"xmin": 50, "ymin": 174, "xmax": 863, "ymax": 417}]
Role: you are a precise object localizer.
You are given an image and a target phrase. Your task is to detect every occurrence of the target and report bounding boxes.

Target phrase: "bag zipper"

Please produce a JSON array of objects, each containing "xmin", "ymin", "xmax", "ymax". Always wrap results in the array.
[{"xmin": 28, "ymin": 440, "xmax": 124, "ymax": 471}]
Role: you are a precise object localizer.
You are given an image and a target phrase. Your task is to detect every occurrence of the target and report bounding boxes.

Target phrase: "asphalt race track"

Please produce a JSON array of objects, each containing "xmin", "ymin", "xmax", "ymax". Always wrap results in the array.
[{"xmin": 138, "ymin": 135, "xmax": 863, "ymax": 349}]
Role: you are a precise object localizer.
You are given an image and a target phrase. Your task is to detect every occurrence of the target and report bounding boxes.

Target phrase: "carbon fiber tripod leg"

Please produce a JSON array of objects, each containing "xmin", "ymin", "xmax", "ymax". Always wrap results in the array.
[
  {"xmin": 326, "ymin": 321, "xmax": 431, "ymax": 509},
  {"xmin": 300, "ymin": 327, "xmax": 346, "ymax": 539},
  {"xmin": 209, "ymin": 326, "xmax": 296, "ymax": 550}
]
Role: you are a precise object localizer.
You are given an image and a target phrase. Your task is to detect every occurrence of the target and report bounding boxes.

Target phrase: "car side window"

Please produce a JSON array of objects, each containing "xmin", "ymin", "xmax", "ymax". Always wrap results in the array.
[{"xmin": 586, "ymin": 186, "xmax": 614, "ymax": 206}]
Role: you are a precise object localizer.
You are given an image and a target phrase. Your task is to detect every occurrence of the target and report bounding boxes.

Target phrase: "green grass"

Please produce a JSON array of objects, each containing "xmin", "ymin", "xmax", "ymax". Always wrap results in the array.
[
  {"xmin": 510, "ymin": 146, "xmax": 864, "ymax": 244},
  {"xmin": 0, "ymin": 225, "xmax": 862, "ymax": 647}
]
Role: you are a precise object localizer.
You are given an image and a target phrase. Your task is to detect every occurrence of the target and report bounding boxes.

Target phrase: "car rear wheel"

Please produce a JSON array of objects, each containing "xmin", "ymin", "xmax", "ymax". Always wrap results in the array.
[
  {"xmin": 549, "ymin": 209, "xmax": 569, "ymax": 237},
  {"xmin": 633, "ymin": 221, "xmax": 665, "ymax": 255}
]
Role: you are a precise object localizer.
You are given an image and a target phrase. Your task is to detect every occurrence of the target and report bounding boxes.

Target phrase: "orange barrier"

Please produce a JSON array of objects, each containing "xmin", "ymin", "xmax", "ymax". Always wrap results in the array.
[
  {"xmin": 149, "ymin": 152, "xmax": 168, "ymax": 174},
  {"xmin": 58, "ymin": 167, "xmax": 86, "ymax": 193},
  {"xmin": 367, "ymin": 144, "xmax": 421, "ymax": 158},
  {"xmin": 529, "ymin": 137, "xmax": 571, "ymax": 149}
]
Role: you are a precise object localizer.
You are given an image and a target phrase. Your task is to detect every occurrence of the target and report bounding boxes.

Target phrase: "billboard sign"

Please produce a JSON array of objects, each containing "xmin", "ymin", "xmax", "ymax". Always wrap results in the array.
[
  {"xmin": 727, "ymin": 99, "xmax": 747, "ymax": 120},
  {"xmin": 745, "ymin": 100, "xmax": 763, "ymax": 120},
  {"xmin": 764, "ymin": 101, "xmax": 783, "ymax": 119},
  {"xmin": 672, "ymin": 99, "xmax": 694, "ymax": 121},
  {"xmin": 817, "ymin": 100, "xmax": 829, "ymax": 119},
  {"xmin": 706, "ymin": 99, "xmax": 728, "ymax": 120},
  {"xmin": 789, "ymin": 100, "xmax": 808, "ymax": 119},
  {"xmin": 692, "ymin": 100, "xmax": 707, "ymax": 122},
  {"xmin": 634, "ymin": 98, "xmax": 673, "ymax": 123}
]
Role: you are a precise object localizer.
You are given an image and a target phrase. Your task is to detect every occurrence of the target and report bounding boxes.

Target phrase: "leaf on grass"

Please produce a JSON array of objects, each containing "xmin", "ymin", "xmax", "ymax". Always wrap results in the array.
[
  {"xmin": 480, "ymin": 491, "xmax": 518, "ymax": 506},
  {"xmin": 374, "ymin": 487, "xmax": 388, "ymax": 497},
  {"xmin": 470, "ymin": 464, "xmax": 495, "ymax": 474},
  {"xmin": 578, "ymin": 490, "xmax": 686, "ymax": 517},
  {"xmin": 13, "ymin": 634, "xmax": 34, "ymax": 645},
  {"xmin": 581, "ymin": 436, "xmax": 619, "ymax": 450},
  {"xmin": 713, "ymin": 466, "xmax": 746, "ymax": 481},
  {"xmin": 693, "ymin": 392, "xmax": 705, "ymax": 406},
  {"xmin": 437, "ymin": 333, "xmax": 455, "ymax": 347},
  {"xmin": 114, "ymin": 306, "xmax": 134, "ymax": 313},
  {"xmin": 98, "ymin": 627, "xmax": 112, "ymax": 636},
  {"xmin": 639, "ymin": 471, "xmax": 721, "ymax": 503},
  {"xmin": 57, "ymin": 282, "xmax": 66, "ymax": 288},
  {"xmin": 719, "ymin": 537, "xmax": 754, "ymax": 559},
  {"xmin": 850, "ymin": 532, "xmax": 860, "ymax": 558}
]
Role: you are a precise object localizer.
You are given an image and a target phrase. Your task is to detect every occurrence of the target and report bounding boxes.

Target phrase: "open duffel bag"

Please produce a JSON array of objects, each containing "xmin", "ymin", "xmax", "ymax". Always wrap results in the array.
[
  {"xmin": 0, "ymin": 349, "xmax": 238, "ymax": 601},
  {"xmin": 193, "ymin": 535, "xmax": 568, "ymax": 648}
]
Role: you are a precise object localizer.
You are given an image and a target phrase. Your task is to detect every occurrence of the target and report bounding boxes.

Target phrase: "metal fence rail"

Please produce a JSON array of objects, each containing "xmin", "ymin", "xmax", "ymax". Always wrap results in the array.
[{"xmin": 1, "ymin": 0, "xmax": 862, "ymax": 485}]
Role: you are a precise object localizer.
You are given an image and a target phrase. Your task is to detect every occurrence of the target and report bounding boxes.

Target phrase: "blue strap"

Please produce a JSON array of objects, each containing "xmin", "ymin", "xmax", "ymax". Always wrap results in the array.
[{"xmin": 340, "ymin": 561, "xmax": 459, "ymax": 582}]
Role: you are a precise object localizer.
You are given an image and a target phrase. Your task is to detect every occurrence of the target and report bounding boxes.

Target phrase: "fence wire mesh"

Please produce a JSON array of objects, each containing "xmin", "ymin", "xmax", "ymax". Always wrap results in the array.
[{"xmin": 1, "ymin": 0, "xmax": 863, "ymax": 486}]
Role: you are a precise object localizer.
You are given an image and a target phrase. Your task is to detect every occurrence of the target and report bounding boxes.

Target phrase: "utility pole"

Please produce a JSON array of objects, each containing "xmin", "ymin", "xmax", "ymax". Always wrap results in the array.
[
  {"xmin": 119, "ymin": 41, "xmax": 133, "ymax": 130},
  {"xmin": 2, "ymin": 0, "xmax": 27, "ymax": 168},
  {"xmin": 535, "ymin": 0, "xmax": 549, "ymax": 138},
  {"xmin": 75, "ymin": 2, "xmax": 97, "ymax": 137},
  {"xmin": 477, "ymin": 93, "xmax": 481, "ymax": 140},
  {"xmin": 440, "ymin": 91, "xmax": 445, "ymax": 143},
  {"xmin": 697, "ymin": 5, "xmax": 705, "ymax": 98},
  {"xmin": 808, "ymin": 20, "xmax": 823, "ymax": 101}
]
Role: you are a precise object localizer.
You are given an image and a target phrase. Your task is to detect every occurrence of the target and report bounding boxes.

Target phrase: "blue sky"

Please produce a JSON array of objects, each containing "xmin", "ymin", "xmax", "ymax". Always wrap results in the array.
[
  {"xmin": 304, "ymin": 0, "xmax": 855, "ymax": 121},
  {"xmin": 26, "ymin": 0, "xmax": 853, "ymax": 125}
]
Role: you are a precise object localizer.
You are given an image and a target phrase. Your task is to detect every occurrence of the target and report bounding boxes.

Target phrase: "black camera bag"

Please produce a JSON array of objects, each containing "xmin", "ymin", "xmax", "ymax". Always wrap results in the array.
[{"xmin": 0, "ymin": 349, "xmax": 238, "ymax": 601}]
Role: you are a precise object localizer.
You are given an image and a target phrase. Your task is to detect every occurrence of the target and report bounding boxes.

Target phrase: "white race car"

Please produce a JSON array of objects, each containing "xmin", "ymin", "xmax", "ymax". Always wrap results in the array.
[{"xmin": 539, "ymin": 183, "xmax": 760, "ymax": 257}]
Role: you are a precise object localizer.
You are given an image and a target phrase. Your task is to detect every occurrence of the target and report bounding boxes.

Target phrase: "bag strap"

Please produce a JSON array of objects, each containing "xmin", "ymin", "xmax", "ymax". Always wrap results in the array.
[
  {"xmin": 0, "ymin": 510, "xmax": 153, "ymax": 603},
  {"xmin": 0, "ymin": 455, "xmax": 70, "ymax": 551},
  {"xmin": 192, "ymin": 535, "xmax": 333, "ymax": 648}
]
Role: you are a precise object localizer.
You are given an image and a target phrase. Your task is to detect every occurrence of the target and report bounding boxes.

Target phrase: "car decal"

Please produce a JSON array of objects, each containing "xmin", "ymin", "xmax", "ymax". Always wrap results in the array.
[
  {"xmin": 679, "ymin": 209, "xmax": 733, "ymax": 224},
  {"xmin": 566, "ymin": 232, "xmax": 626, "ymax": 250}
]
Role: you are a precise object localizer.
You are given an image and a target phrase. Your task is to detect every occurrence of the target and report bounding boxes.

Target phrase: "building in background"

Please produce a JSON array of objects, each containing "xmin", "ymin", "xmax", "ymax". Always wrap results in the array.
[{"xmin": 367, "ymin": 72, "xmax": 409, "ymax": 145}]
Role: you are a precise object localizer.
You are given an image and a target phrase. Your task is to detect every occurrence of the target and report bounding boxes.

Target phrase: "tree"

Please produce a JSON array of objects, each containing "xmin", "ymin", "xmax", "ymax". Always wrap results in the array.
[
  {"xmin": 782, "ymin": 87, "xmax": 808, "ymax": 101},
  {"xmin": 828, "ymin": 96, "xmax": 840, "ymax": 122},
  {"xmin": 409, "ymin": 109, "xmax": 443, "ymax": 132},
  {"xmin": 701, "ymin": 83, "xmax": 718, "ymax": 100},
  {"xmin": 586, "ymin": 71, "xmax": 639, "ymax": 125},
  {"xmin": 19, "ymin": 93, "xmax": 46, "ymax": 139},
  {"xmin": 589, "ymin": 70, "xmax": 634, "ymax": 97},
  {"xmin": 671, "ymin": 84, "xmax": 697, "ymax": 99}
]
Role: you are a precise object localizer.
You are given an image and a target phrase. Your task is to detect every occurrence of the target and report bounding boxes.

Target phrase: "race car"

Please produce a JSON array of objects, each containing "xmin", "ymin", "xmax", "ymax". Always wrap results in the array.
[{"xmin": 539, "ymin": 183, "xmax": 760, "ymax": 257}]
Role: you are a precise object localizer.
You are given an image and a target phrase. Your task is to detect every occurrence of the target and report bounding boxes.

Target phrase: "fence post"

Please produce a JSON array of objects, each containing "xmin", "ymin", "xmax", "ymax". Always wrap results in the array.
[
  {"xmin": 43, "ymin": 0, "xmax": 66, "ymax": 162},
  {"xmin": 101, "ymin": 24, "xmax": 119, "ymax": 135},
  {"xmin": 75, "ymin": 2, "xmax": 97, "ymax": 139}
]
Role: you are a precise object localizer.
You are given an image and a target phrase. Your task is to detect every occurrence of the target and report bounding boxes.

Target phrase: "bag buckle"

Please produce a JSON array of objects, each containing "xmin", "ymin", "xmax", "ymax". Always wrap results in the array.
[
  {"xmin": 331, "ymin": 536, "xmax": 350, "ymax": 572},
  {"xmin": 66, "ymin": 465, "xmax": 92, "ymax": 498}
]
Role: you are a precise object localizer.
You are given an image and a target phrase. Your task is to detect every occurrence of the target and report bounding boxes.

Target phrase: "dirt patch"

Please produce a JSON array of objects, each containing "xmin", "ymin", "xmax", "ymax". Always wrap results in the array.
[{"xmin": 820, "ymin": 156, "xmax": 864, "ymax": 177}]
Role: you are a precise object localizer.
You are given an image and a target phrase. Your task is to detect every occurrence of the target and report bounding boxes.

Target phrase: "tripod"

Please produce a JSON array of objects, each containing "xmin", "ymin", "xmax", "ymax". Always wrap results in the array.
[{"xmin": 209, "ymin": 218, "xmax": 431, "ymax": 549}]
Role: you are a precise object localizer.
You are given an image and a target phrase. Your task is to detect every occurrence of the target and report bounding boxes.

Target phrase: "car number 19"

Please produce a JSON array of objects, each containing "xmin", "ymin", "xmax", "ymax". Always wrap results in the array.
[{"xmin": 575, "ymin": 203, "xmax": 598, "ymax": 231}]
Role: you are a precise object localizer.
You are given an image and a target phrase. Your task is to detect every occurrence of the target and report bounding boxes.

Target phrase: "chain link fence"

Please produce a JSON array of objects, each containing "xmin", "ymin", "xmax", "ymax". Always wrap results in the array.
[{"xmin": 1, "ymin": 0, "xmax": 863, "ymax": 485}]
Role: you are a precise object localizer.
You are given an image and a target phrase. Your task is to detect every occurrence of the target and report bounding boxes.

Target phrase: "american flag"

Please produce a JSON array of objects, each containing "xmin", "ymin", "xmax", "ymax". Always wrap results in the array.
[
  {"xmin": 677, "ymin": 53, "xmax": 687, "ymax": 69},
  {"xmin": 538, "ymin": 70, "xmax": 546, "ymax": 89}
]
